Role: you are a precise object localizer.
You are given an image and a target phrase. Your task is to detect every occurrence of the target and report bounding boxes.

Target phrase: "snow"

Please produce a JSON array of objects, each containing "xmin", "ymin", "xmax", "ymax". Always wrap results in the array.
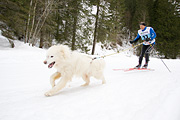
[
  {"xmin": 0, "ymin": 31, "xmax": 11, "ymax": 49},
  {"xmin": 0, "ymin": 36, "xmax": 180, "ymax": 120}
]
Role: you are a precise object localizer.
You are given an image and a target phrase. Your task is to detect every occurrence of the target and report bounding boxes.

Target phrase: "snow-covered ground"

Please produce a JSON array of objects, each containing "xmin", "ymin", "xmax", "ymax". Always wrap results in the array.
[{"xmin": 0, "ymin": 38, "xmax": 180, "ymax": 120}]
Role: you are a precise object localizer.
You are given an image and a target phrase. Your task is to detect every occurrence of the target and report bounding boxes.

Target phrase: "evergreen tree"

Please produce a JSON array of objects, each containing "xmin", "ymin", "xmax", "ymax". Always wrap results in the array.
[
  {"xmin": 92, "ymin": 0, "xmax": 126, "ymax": 54},
  {"xmin": 106, "ymin": 0, "xmax": 126, "ymax": 45},
  {"xmin": 132, "ymin": 0, "xmax": 151, "ymax": 32},
  {"xmin": 151, "ymin": 0, "xmax": 180, "ymax": 58},
  {"xmin": 0, "ymin": 0, "xmax": 29, "ymax": 39},
  {"xmin": 124, "ymin": 0, "xmax": 136, "ymax": 31},
  {"xmin": 91, "ymin": 0, "xmax": 100, "ymax": 55},
  {"xmin": 54, "ymin": 0, "xmax": 92, "ymax": 52}
]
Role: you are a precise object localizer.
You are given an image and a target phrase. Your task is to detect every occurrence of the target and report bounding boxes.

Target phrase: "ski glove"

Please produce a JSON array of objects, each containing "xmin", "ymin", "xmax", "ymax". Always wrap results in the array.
[
  {"xmin": 130, "ymin": 41, "xmax": 134, "ymax": 44},
  {"xmin": 145, "ymin": 38, "xmax": 151, "ymax": 42}
]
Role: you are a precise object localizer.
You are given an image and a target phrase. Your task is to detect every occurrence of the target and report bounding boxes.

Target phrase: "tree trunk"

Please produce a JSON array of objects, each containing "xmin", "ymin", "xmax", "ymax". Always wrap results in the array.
[
  {"xmin": 91, "ymin": 0, "xmax": 100, "ymax": 55},
  {"xmin": 71, "ymin": 13, "xmax": 78, "ymax": 50},
  {"xmin": 7, "ymin": 38, "xmax": 15, "ymax": 48},
  {"xmin": 71, "ymin": 1, "xmax": 79, "ymax": 50},
  {"xmin": 25, "ymin": 0, "xmax": 33, "ymax": 43},
  {"xmin": 28, "ymin": 0, "xmax": 37, "ymax": 43},
  {"xmin": 39, "ymin": 29, "xmax": 44, "ymax": 48},
  {"xmin": 31, "ymin": 0, "xmax": 54, "ymax": 46}
]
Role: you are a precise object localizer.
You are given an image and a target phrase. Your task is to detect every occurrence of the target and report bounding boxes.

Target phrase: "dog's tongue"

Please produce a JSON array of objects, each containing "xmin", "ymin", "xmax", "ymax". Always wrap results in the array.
[{"xmin": 48, "ymin": 63, "xmax": 53, "ymax": 68}]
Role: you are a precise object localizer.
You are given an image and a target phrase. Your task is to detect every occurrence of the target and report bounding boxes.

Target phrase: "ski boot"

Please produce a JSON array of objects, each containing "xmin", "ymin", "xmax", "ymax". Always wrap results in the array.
[
  {"xmin": 142, "ymin": 63, "xmax": 148, "ymax": 69},
  {"xmin": 134, "ymin": 64, "xmax": 141, "ymax": 69}
]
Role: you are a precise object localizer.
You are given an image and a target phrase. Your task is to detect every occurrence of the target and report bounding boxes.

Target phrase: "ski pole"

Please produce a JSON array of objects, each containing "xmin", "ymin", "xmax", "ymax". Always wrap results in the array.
[{"xmin": 148, "ymin": 42, "xmax": 171, "ymax": 73}]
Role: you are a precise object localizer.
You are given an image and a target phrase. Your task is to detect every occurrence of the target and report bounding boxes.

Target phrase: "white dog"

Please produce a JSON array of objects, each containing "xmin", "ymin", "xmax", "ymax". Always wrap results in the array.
[{"xmin": 44, "ymin": 45, "xmax": 106, "ymax": 96}]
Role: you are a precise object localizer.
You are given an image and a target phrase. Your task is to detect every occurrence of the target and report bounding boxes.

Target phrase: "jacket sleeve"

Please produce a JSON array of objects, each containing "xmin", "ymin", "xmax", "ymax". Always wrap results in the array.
[
  {"xmin": 150, "ymin": 28, "xmax": 156, "ymax": 40},
  {"xmin": 133, "ymin": 33, "xmax": 141, "ymax": 42}
]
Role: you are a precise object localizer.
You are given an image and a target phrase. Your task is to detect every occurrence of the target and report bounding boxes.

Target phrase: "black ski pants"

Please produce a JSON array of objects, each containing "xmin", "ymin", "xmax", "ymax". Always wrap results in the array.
[{"xmin": 139, "ymin": 44, "xmax": 154, "ymax": 65}]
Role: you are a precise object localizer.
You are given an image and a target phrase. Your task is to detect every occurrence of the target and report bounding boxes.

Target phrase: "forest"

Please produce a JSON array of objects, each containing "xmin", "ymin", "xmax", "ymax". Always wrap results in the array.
[{"xmin": 0, "ymin": 0, "xmax": 180, "ymax": 58}]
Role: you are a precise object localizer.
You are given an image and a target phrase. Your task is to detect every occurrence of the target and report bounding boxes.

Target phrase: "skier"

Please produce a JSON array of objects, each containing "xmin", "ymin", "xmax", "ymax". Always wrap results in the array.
[{"xmin": 130, "ymin": 22, "xmax": 156, "ymax": 69}]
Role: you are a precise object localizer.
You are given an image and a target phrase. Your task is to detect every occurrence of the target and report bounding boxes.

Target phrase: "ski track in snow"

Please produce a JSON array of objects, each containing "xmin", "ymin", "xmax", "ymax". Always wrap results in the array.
[{"xmin": 0, "ymin": 40, "xmax": 180, "ymax": 120}]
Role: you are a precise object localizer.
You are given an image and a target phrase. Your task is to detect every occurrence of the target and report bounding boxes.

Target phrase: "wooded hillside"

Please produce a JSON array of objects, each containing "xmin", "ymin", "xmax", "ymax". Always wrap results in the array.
[{"xmin": 0, "ymin": 0, "xmax": 180, "ymax": 58}]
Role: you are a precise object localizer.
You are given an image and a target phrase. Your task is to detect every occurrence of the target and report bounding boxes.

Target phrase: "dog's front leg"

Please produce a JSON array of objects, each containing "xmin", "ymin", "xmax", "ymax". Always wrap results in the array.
[
  {"xmin": 45, "ymin": 77, "xmax": 70, "ymax": 96},
  {"xmin": 50, "ymin": 72, "xmax": 61, "ymax": 87}
]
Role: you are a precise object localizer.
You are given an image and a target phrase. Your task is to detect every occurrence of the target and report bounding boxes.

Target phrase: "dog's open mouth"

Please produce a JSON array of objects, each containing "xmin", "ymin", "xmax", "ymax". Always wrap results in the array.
[{"xmin": 48, "ymin": 62, "xmax": 55, "ymax": 68}]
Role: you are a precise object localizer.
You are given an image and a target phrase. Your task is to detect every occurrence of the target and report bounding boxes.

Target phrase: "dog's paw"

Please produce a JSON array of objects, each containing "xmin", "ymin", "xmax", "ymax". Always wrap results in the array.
[
  {"xmin": 81, "ymin": 83, "xmax": 89, "ymax": 86},
  {"xmin": 44, "ymin": 91, "xmax": 53, "ymax": 97},
  {"xmin": 102, "ymin": 80, "xmax": 106, "ymax": 84}
]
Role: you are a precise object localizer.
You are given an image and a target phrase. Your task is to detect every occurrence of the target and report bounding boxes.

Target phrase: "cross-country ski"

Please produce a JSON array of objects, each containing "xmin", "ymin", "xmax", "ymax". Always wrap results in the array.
[{"xmin": 113, "ymin": 68, "xmax": 154, "ymax": 72}]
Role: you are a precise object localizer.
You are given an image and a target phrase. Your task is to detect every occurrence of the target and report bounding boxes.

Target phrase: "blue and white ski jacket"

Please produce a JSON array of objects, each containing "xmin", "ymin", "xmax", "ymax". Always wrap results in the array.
[{"xmin": 133, "ymin": 27, "xmax": 156, "ymax": 45}]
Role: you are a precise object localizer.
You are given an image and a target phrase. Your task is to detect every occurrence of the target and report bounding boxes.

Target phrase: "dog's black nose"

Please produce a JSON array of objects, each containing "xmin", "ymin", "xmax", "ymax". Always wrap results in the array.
[{"xmin": 44, "ymin": 61, "xmax": 47, "ymax": 64}]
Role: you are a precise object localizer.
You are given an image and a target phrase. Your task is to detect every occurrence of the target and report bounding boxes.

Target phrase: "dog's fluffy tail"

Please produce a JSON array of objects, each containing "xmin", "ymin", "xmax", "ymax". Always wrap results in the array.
[
  {"xmin": 90, "ymin": 58, "xmax": 105, "ymax": 71},
  {"xmin": 90, "ymin": 58, "xmax": 105, "ymax": 83}
]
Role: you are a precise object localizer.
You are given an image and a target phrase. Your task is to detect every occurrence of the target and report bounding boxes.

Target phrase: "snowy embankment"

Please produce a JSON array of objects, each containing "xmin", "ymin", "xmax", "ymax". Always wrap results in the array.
[{"xmin": 0, "ymin": 38, "xmax": 180, "ymax": 120}]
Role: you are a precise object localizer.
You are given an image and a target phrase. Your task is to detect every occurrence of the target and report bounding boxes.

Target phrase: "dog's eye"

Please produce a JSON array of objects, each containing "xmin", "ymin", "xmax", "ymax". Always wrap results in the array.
[{"xmin": 51, "ymin": 56, "xmax": 54, "ymax": 58}]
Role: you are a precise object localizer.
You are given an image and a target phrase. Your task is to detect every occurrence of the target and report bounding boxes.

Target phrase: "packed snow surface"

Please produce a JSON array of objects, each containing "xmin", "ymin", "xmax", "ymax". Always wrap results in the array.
[{"xmin": 0, "ymin": 39, "xmax": 180, "ymax": 120}]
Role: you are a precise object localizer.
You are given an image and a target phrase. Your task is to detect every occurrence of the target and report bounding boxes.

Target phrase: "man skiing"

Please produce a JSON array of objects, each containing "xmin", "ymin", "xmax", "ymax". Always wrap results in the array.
[{"xmin": 130, "ymin": 22, "xmax": 156, "ymax": 69}]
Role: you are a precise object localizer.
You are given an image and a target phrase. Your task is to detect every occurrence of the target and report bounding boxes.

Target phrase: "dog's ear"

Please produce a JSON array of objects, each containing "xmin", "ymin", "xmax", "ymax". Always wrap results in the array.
[{"xmin": 59, "ymin": 45, "xmax": 71, "ymax": 59}]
